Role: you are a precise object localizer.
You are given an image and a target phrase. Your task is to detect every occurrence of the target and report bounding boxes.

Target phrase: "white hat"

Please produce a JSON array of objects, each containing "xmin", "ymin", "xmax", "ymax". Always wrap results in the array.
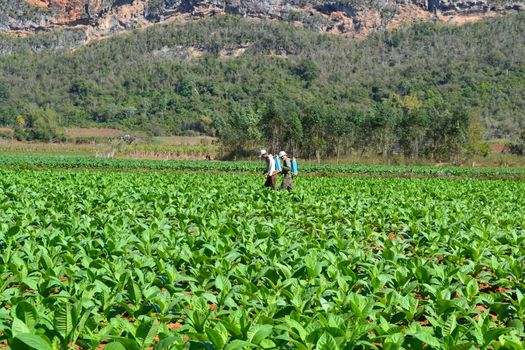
[
  {"xmin": 259, "ymin": 149, "xmax": 267, "ymax": 157},
  {"xmin": 278, "ymin": 151, "xmax": 287, "ymax": 158}
]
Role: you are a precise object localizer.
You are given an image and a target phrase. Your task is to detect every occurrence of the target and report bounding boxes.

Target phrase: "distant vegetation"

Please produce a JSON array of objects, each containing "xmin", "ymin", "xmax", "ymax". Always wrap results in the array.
[
  {"xmin": 0, "ymin": 29, "xmax": 87, "ymax": 55},
  {"xmin": 0, "ymin": 13, "xmax": 524, "ymax": 161}
]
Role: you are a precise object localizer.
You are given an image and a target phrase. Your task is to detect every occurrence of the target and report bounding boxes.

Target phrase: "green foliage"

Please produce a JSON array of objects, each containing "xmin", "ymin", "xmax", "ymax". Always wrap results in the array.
[
  {"xmin": 0, "ymin": 13, "xmax": 524, "ymax": 159},
  {"xmin": 14, "ymin": 107, "xmax": 63, "ymax": 141},
  {"xmin": 0, "ymin": 81, "xmax": 8, "ymax": 102},
  {"xmin": 0, "ymin": 162, "xmax": 524, "ymax": 348},
  {"xmin": 215, "ymin": 104, "xmax": 262, "ymax": 156},
  {"xmin": 293, "ymin": 58, "xmax": 319, "ymax": 85},
  {"xmin": 1, "ymin": 153, "xmax": 525, "ymax": 177},
  {"xmin": 509, "ymin": 129, "xmax": 525, "ymax": 155}
]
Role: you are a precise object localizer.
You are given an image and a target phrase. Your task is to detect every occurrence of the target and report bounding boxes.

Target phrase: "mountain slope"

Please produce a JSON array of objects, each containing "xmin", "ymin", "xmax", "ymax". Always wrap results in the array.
[{"xmin": 0, "ymin": 13, "xmax": 523, "ymax": 159}]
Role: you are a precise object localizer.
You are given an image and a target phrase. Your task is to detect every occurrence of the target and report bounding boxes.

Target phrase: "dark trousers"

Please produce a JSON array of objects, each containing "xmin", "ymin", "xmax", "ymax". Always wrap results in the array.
[
  {"xmin": 280, "ymin": 175, "xmax": 293, "ymax": 191},
  {"xmin": 264, "ymin": 174, "xmax": 278, "ymax": 190}
]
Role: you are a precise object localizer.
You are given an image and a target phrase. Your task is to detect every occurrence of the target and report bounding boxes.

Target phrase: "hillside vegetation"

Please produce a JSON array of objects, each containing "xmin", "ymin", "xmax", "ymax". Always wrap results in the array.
[{"xmin": 0, "ymin": 13, "xmax": 524, "ymax": 160}]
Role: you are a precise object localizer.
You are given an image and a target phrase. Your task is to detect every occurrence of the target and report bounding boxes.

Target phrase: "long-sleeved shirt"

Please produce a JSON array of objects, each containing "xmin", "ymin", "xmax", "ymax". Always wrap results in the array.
[
  {"xmin": 281, "ymin": 158, "xmax": 292, "ymax": 177},
  {"xmin": 264, "ymin": 155, "xmax": 276, "ymax": 176}
]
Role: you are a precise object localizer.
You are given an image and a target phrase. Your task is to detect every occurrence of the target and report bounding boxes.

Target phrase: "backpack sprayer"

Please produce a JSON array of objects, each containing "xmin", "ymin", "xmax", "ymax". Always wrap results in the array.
[
  {"xmin": 275, "ymin": 155, "xmax": 299, "ymax": 175},
  {"xmin": 274, "ymin": 155, "xmax": 282, "ymax": 172},
  {"xmin": 291, "ymin": 157, "xmax": 299, "ymax": 176},
  {"xmin": 272, "ymin": 152, "xmax": 298, "ymax": 175}
]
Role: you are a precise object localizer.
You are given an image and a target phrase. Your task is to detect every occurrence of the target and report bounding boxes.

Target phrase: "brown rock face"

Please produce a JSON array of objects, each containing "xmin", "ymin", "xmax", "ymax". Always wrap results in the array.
[
  {"xmin": 24, "ymin": 0, "xmax": 124, "ymax": 25},
  {"xmin": 1, "ymin": 0, "xmax": 522, "ymax": 41},
  {"xmin": 48, "ymin": 0, "xmax": 92, "ymax": 24}
]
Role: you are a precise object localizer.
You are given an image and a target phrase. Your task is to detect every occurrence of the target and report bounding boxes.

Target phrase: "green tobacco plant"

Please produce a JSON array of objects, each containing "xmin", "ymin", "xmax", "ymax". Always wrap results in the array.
[{"xmin": 0, "ymin": 163, "xmax": 523, "ymax": 348}]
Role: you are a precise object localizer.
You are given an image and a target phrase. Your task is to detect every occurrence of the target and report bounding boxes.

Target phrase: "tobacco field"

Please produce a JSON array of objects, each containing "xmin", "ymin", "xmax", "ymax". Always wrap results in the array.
[
  {"xmin": 2, "ymin": 154, "xmax": 525, "ymax": 178},
  {"xmin": 0, "ymin": 163, "xmax": 524, "ymax": 349}
]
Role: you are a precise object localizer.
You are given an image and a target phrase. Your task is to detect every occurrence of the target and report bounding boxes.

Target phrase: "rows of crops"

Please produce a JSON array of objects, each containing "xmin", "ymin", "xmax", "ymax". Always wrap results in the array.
[
  {"xmin": 1, "ymin": 166, "xmax": 524, "ymax": 349},
  {"xmin": 0, "ymin": 143, "xmax": 217, "ymax": 159},
  {"xmin": 1, "ymin": 154, "xmax": 525, "ymax": 178}
]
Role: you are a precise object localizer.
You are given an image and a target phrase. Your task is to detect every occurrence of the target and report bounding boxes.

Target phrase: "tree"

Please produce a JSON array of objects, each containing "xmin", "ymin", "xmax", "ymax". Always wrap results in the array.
[
  {"xmin": 325, "ymin": 103, "xmax": 355, "ymax": 163},
  {"xmin": 293, "ymin": 58, "xmax": 319, "ymax": 86},
  {"xmin": 69, "ymin": 79, "xmax": 97, "ymax": 99},
  {"xmin": 16, "ymin": 115, "xmax": 26, "ymax": 128},
  {"xmin": 215, "ymin": 104, "xmax": 262, "ymax": 157},
  {"xmin": 393, "ymin": 93, "xmax": 428, "ymax": 159},
  {"xmin": 0, "ymin": 82, "xmax": 8, "ymax": 103},
  {"xmin": 260, "ymin": 96, "xmax": 288, "ymax": 152},
  {"xmin": 282, "ymin": 111, "xmax": 303, "ymax": 157},
  {"xmin": 466, "ymin": 112, "xmax": 490, "ymax": 160},
  {"xmin": 25, "ymin": 107, "xmax": 62, "ymax": 141},
  {"xmin": 261, "ymin": 92, "xmax": 304, "ymax": 152},
  {"xmin": 302, "ymin": 101, "xmax": 327, "ymax": 163},
  {"xmin": 508, "ymin": 129, "xmax": 525, "ymax": 155},
  {"xmin": 369, "ymin": 101, "xmax": 400, "ymax": 161},
  {"xmin": 448, "ymin": 108, "xmax": 471, "ymax": 164}
]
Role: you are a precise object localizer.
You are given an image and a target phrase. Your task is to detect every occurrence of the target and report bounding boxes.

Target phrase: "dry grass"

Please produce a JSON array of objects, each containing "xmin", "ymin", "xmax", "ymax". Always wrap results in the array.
[
  {"xmin": 0, "ymin": 141, "xmax": 99, "ymax": 156},
  {"xmin": 0, "ymin": 140, "xmax": 218, "ymax": 160},
  {"xmin": 65, "ymin": 128, "xmax": 124, "ymax": 138},
  {"xmin": 153, "ymin": 136, "xmax": 217, "ymax": 146}
]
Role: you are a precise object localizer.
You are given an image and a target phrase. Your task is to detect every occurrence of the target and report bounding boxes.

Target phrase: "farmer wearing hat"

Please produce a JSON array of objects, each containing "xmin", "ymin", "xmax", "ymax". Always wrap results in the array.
[
  {"xmin": 278, "ymin": 151, "xmax": 293, "ymax": 192},
  {"xmin": 260, "ymin": 149, "xmax": 277, "ymax": 190}
]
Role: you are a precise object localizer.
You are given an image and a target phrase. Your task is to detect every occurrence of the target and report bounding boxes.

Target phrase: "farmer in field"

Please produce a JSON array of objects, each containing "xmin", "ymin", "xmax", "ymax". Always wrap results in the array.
[
  {"xmin": 260, "ymin": 149, "xmax": 277, "ymax": 190},
  {"xmin": 278, "ymin": 151, "xmax": 293, "ymax": 191}
]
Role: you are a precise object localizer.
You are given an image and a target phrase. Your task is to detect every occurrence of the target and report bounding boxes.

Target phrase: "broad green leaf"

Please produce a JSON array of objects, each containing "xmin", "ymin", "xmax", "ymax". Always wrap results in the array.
[
  {"xmin": 466, "ymin": 280, "xmax": 479, "ymax": 300},
  {"xmin": 14, "ymin": 333, "xmax": 53, "ymax": 350},
  {"xmin": 443, "ymin": 314, "xmax": 457, "ymax": 337},
  {"xmin": 21, "ymin": 278, "xmax": 39, "ymax": 291},
  {"xmin": 407, "ymin": 324, "xmax": 441, "ymax": 348},
  {"xmin": 109, "ymin": 337, "xmax": 141, "ymax": 350},
  {"xmin": 248, "ymin": 324, "xmax": 272, "ymax": 345},
  {"xmin": 70, "ymin": 306, "xmax": 94, "ymax": 347},
  {"xmin": 206, "ymin": 323, "xmax": 228, "ymax": 350},
  {"xmin": 215, "ymin": 275, "xmax": 232, "ymax": 292},
  {"xmin": 154, "ymin": 336, "xmax": 182, "ymax": 350},
  {"xmin": 105, "ymin": 342, "xmax": 128, "ymax": 350},
  {"xmin": 11, "ymin": 318, "xmax": 30, "ymax": 337},
  {"xmin": 54, "ymin": 302, "xmax": 73, "ymax": 339},
  {"xmin": 224, "ymin": 340, "xmax": 254, "ymax": 350},
  {"xmin": 508, "ymin": 319, "xmax": 524, "ymax": 332},
  {"xmin": 484, "ymin": 328, "xmax": 508, "ymax": 344},
  {"xmin": 136, "ymin": 319, "xmax": 160, "ymax": 349},
  {"xmin": 305, "ymin": 256, "xmax": 322, "ymax": 278},
  {"xmin": 285, "ymin": 318, "xmax": 308, "ymax": 341},
  {"xmin": 496, "ymin": 337, "xmax": 523, "ymax": 350},
  {"xmin": 383, "ymin": 333, "xmax": 404, "ymax": 350},
  {"xmin": 14, "ymin": 302, "xmax": 38, "ymax": 329},
  {"xmin": 412, "ymin": 332, "xmax": 441, "ymax": 348},
  {"xmin": 128, "ymin": 282, "xmax": 143, "ymax": 304},
  {"xmin": 316, "ymin": 333, "xmax": 339, "ymax": 350}
]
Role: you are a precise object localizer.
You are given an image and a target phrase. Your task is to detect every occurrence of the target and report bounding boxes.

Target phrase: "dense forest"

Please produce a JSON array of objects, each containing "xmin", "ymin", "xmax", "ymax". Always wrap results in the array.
[{"xmin": 0, "ymin": 13, "xmax": 524, "ymax": 160}]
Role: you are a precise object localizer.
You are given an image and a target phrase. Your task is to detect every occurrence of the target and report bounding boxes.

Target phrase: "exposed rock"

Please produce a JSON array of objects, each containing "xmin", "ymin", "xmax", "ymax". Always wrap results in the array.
[{"xmin": 0, "ymin": 0, "xmax": 523, "ymax": 44}]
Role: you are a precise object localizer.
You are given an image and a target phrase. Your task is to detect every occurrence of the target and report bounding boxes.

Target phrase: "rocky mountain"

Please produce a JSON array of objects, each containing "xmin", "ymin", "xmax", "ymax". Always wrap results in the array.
[{"xmin": 1, "ymin": 0, "xmax": 523, "ymax": 43}]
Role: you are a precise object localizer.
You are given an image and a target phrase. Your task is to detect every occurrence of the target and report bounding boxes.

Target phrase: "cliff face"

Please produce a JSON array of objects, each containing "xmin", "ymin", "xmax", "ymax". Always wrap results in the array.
[
  {"xmin": 1, "ymin": 0, "xmax": 148, "ymax": 32},
  {"xmin": 1, "ymin": 0, "xmax": 523, "ymax": 41}
]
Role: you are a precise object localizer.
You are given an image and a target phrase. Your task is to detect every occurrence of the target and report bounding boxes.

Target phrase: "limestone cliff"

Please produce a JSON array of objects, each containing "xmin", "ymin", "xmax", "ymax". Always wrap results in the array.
[{"xmin": 1, "ymin": 0, "xmax": 523, "ymax": 42}]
